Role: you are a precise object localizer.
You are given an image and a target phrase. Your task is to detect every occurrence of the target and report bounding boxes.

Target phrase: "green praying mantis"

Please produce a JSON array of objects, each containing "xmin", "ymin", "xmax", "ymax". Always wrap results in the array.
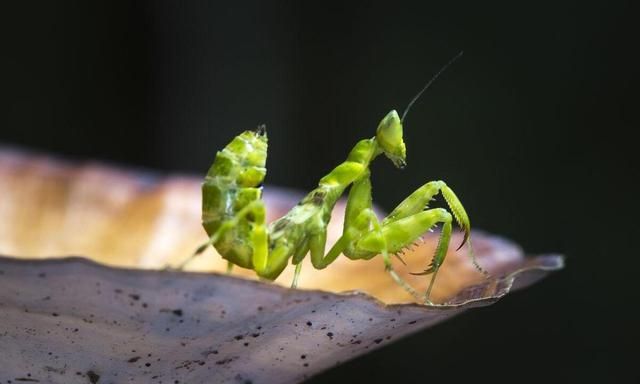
[{"xmin": 178, "ymin": 53, "xmax": 488, "ymax": 304}]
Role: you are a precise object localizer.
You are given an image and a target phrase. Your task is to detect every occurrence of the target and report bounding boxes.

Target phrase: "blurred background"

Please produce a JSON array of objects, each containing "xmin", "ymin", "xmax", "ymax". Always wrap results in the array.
[{"xmin": 1, "ymin": 1, "xmax": 636, "ymax": 382}]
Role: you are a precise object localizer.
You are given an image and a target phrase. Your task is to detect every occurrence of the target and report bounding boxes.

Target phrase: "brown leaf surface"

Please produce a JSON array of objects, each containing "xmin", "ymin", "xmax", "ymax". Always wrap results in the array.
[
  {"xmin": 0, "ymin": 255, "xmax": 561, "ymax": 384},
  {"xmin": 0, "ymin": 149, "xmax": 563, "ymax": 383}
]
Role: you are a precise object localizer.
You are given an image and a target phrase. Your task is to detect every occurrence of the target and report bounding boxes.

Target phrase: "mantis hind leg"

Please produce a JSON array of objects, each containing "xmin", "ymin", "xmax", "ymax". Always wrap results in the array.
[
  {"xmin": 172, "ymin": 221, "xmax": 235, "ymax": 270},
  {"xmin": 174, "ymin": 200, "xmax": 267, "ymax": 271}
]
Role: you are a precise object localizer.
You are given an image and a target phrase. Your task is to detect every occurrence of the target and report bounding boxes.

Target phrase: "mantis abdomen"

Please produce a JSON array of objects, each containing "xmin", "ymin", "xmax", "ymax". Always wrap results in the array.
[{"xmin": 201, "ymin": 128, "xmax": 267, "ymax": 270}]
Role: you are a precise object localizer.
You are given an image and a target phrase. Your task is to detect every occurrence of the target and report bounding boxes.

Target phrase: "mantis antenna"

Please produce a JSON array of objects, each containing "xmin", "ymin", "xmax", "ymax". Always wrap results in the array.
[{"xmin": 400, "ymin": 51, "xmax": 464, "ymax": 123}]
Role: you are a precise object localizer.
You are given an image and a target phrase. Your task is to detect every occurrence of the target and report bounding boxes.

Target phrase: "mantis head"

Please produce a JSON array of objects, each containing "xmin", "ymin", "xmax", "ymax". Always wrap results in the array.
[
  {"xmin": 376, "ymin": 110, "xmax": 407, "ymax": 168},
  {"xmin": 377, "ymin": 51, "xmax": 463, "ymax": 171}
]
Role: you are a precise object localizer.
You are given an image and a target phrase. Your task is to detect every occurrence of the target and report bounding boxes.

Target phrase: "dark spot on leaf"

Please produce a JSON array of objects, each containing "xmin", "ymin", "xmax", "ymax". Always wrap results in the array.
[
  {"xmin": 300, "ymin": 354, "xmax": 306, "ymax": 359},
  {"xmin": 51, "ymin": 313, "xmax": 59, "ymax": 317},
  {"xmin": 373, "ymin": 338, "xmax": 383, "ymax": 344},
  {"xmin": 159, "ymin": 308, "xmax": 183, "ymax": 317},
  {"xmin": 128, "ymin": 294, "xmax": 140, "ymax": 301},
  {"xmin": 87, "ymin": 371, "xmax": 100, "ymax": 384},
  {"xmin": 216, "ymin": 357, "xmax": 234, "ymax": 365},
  {"xmin": 234, "ymin": 335, "xmax": 244, "ymax": 340},
  {"xmin": 326, "ymin": 332, "xmax": 333, "ymax": 339},
  {"xmin": 306, "ymin": 321, "xmax": 312, "ymax": 327},
  {"xmin": 38, "ymin": 272, "xmax": 46, "ymax": 278},
  {"xmin": 408, "ymin": 320, "xmax": 417, "ymax": 324},
  {"xmin": 127, "ymin": 356, "xmax": 141, "ymax": 363},
  {"xmin": 202, "ymin": 349, "xmax": 218, "ymax": 357}
]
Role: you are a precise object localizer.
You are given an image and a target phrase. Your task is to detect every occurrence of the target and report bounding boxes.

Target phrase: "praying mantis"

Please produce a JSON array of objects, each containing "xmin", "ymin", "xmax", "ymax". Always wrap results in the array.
[{"xmin": 179, "ymin": 53, "xmax": 487, "ymax": 304}]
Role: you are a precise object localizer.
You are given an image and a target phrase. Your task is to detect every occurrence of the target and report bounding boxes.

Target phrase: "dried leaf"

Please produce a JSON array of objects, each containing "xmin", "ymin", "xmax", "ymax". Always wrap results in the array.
[
  {"xmin": 0, "ymin": 149, "xmax": 563, "ymax": 383},
  {"xmin": 0, "ymin": 254, "xmax": 561, "ymax": 384}
]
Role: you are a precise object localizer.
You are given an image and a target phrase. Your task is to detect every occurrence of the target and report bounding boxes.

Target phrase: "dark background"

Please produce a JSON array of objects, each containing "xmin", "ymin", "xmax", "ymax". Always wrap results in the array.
[{"xmin": 2, "ymin": 1, "xmax": 637, "ymax": 382}]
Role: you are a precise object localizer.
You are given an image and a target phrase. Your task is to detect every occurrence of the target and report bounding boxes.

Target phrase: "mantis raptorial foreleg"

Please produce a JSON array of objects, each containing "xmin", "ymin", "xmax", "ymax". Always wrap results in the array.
[
  {"xmin": 373, "ymin": 208, "xmax": 454, "ymax": 303},
  {"xmin": 355, "ymin": 208, "xmax": 426, "ymax": 302},
  {"xmin": 333, "ymin": 172, "xmax": 476, "ymax": 302},
  {"xmin": 377, "ymin": 180, "xmax": 488, "ymax": 292},
  {"xmin": 364, "ymin": 180, "xmax": 476, "ymax": 303},
  {"xmin": 301, "ymin": 169, "xmax": 462, "ymax": 302}
]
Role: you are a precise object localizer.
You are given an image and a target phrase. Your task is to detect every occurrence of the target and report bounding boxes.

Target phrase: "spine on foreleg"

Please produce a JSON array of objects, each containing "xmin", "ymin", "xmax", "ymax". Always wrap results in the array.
[{"xmin": 201, "ymin": 129, "xmax": 268, "ymax": 268}]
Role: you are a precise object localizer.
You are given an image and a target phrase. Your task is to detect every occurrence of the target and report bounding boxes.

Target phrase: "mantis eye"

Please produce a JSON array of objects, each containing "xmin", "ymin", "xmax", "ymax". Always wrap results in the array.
[{"xmin": 376, "ymin": 110, "xmax": 407, "ymax": 168}]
